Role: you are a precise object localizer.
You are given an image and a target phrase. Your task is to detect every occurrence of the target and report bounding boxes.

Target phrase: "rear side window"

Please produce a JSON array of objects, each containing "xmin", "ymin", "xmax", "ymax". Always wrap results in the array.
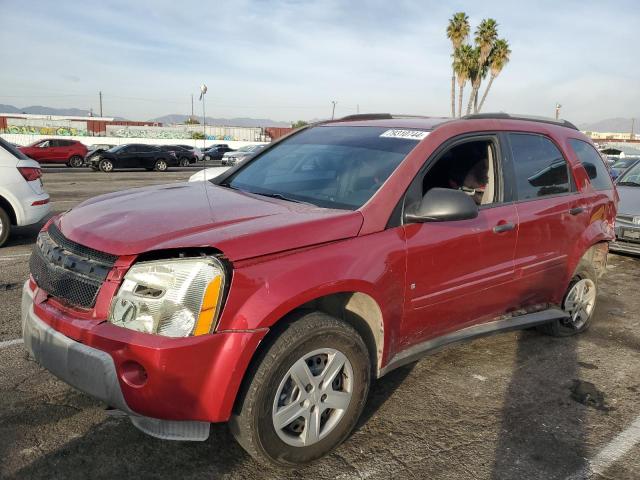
[
  {"xmin": 0, "ymin": 137, "xmax": 30, "ymax": 160},
  {"xmin": 568, "ymin": 139, "xmax": 614, "ymax": 191},
  {"xmin": 508, "ymin": 133, "xmax": 571, "ymax": 200}
]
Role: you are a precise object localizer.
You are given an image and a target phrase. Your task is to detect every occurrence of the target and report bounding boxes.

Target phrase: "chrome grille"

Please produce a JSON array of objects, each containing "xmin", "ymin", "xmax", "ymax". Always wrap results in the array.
[{"xmin": 29, "ymin": 227, "xmax": 116, "ymax": 308}]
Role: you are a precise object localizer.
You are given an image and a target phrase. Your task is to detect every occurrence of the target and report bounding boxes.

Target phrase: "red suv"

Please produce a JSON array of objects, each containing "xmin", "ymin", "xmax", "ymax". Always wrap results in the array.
[
  {"xmin": 19, "ymin": 139, "xmax": 88, "ymax": 167},
  {"xmin": 21, "ymin": 114, "xmax": 616, "ymax": 465}
]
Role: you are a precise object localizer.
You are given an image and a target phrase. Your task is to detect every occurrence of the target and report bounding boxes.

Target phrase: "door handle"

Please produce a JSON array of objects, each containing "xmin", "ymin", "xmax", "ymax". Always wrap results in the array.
[
  {"xmin": 569, "ymin": 207, "xmax": 585, "ymax": 215},
  {"xmin": 493, "ymin": 222, "xmax": 516, "ymax": 234}
]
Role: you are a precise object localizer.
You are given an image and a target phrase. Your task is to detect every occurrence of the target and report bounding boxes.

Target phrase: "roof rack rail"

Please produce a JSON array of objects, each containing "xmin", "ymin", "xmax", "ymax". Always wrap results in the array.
[
  {"xmin": 463, "ymin": 113, "xmax": 579, "ymax": 131},
  {"xmin": 337, "ymin": 113, "xmax": 394, "ymax": 121}
]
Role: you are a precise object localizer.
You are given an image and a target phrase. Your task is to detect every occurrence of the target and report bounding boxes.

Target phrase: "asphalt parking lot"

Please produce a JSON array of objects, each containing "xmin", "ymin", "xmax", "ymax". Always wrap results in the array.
[{"xmin": 1, "ymin": 167, "xmax": 639, "ymax": 480}]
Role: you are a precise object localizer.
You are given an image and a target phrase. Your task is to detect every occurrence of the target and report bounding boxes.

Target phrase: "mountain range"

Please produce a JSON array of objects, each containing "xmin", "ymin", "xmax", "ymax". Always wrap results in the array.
[
  {"xmin": 0, "ymin": 104, "xmax": 291, "ymax": 127},
  {"xmin": 0, "ymin": 104, "xmax": 637, "ymax": 132}
]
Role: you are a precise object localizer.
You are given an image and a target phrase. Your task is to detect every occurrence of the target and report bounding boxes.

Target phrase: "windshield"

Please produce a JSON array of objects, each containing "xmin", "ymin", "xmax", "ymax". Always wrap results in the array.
[
  {"xmin": 617, "ymin": 162, "xmax": 640, "ymax": 185},
  {"xmin": 223, "ymin": 125, "xmax": 423, "ymax": 210},
  {"xmin": 613, "ymin": 158, "xmax": 639, "ymax": 169}
]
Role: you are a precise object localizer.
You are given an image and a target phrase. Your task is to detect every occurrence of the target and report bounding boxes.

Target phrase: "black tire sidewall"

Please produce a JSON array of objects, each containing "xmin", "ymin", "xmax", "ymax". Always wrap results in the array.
[
  {"xmin": 254, "ymin": 322, "xmax": 370, "ymax": 465},
  {"xmin": 0, "ymin": 207, "xmax": 10, "ymax": 247},
  {"xmin": 99, "ymin": 159, "xmax": 112, "ymax": 172},
  {"xmin": 68, "ymin": 155, "xmax": 83, "ymax": 168}
]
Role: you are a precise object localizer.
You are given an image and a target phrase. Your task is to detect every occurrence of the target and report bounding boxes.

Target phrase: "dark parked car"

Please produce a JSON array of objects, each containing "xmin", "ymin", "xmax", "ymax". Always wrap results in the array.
[
  {"xmin": 88, "ymin": 144, "xmax": 176, "ymax": 172},
  {"xmin": 19, "ymin": 139, "xmax": 88, "ymax": 167},
  {"xmin": 22, "ymin": 113, "xmax": 616, "ymax": 466},
  {"xmin": 159, "ymin": 145, "xmax": 196, "ymax": 167},
  {"xmin": 204, "ymin": 144, "xmax": 234, "ymax": 164}
]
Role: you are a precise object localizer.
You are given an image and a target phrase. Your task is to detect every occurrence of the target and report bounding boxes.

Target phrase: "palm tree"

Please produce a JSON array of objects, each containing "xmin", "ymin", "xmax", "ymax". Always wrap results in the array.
[
  {"xmin": 453, "ymin": 45, "xmax": 474, "ymax": 118},
  {"xmin": 446, "ymin": 13, "xmax": 470, "ymax": 117},
  {"xmin": 478, "ymin": 39, "xmax": 511, "ymax": 113},
  {"xmin": 466, "ymin": 18, "xmax": 498, "ymax": 114}
]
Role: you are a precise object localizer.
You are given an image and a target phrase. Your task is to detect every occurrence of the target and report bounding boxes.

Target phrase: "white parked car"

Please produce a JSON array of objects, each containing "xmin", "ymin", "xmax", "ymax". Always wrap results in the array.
[
  {"xmin": 188, "ymin": 166, "xmax": 230, "ymax": 182},
  {"xmin": 0, "ymin": 138, "xmax": 51, "ymax": 247}
]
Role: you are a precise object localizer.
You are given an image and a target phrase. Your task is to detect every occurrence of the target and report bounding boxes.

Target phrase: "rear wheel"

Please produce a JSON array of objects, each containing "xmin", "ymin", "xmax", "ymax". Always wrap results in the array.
[
  {"xmin": 154, "ymin": 159, "xmax": 168, "ymax": 171},
  {"xmin": 179, "ymin": 157, "xmax": 190, "ymax": 167},
  {"xmin": 229, "ymin": 312, "xmax": 371, "ymax": 466},
  {"xmin": 539, "ymin": 261, "xmax": 597, "ymax": 337},
  {"xmin": 68, "ymin": 155, "xmax": 84, "ymax": 168},
  {"xmin": 0, "ymin": 207, "xmax": 10, "ymax": 247},
  {"xmin": 99, "ymin": 159, "xmax": 113, "ymax": 172}
]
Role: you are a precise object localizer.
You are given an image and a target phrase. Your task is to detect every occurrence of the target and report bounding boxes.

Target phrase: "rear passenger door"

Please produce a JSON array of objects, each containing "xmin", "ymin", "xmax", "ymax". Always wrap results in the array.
[{"xmin": 505, "ymin": 133, "xmax": 585, "ymax": 307}]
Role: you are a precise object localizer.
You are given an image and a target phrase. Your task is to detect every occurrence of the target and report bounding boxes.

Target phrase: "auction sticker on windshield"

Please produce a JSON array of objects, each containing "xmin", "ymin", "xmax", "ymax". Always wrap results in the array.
[{"xmin": 380, "ymin": 129, "xmax": 429, "ymax": 140}]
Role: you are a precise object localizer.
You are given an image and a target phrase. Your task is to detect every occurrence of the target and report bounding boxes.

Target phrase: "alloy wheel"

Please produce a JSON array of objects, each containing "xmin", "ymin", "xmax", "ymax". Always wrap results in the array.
[
  {"xmin": 100, "ymin": 160, "xmax": 113, "ymax": 172},
  {"xmin": 272, "ymin": 348, "xmax": 353, "ymax": 447},
  {"xmin": 563, "ymin": 278, "xmax": 596, "ymax": 330}
]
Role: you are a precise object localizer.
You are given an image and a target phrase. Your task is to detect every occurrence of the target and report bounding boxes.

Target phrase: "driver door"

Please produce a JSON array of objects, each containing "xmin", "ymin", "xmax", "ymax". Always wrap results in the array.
[{"xmin": 400, "ymin": 134, "xmax": 520, "ymax": 347}]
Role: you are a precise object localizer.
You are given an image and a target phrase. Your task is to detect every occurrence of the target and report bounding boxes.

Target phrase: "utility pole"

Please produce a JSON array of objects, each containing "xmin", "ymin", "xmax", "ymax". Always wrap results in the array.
[
  {"xmin": 99, "ymin": 91, "xmax": 103, "ymax": 117},
  {"xmin": 191, "ymin": 94, "xmax": 194, "ymax": 119},
  {"xmin": 356, "ymin": 104, "xmax": 360, "ymax": 114},
  {"xmin": 555, "ymin": 103, "xmax": 562, "ymax": 120},
  {"xmin": 331, "ymin": 100, "xmax": 337, "ymax": 120},
  {"xmin": 632, "ymin": 118, "xmax": 635, "ymax": 140}
]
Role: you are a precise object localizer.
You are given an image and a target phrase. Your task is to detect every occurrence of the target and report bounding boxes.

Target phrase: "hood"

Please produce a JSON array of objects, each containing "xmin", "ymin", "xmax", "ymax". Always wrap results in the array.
[
  {"xmin": 56, "ymin": 182, "xmax": 363, "ymax": 261},
  {"xmin": 616, "ymin": 185, "xmax": 640, "ymax": 216}
]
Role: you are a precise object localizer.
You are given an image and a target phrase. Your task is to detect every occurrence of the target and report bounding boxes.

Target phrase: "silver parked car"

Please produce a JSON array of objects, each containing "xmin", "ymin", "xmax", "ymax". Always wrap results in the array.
[
  {"xmin": 221, "ymin": 144, "xmax": 266, "ymax": 166},
  {"xmin": 611, "ymin": 161, "xmax": 640, "ymax": 255}
]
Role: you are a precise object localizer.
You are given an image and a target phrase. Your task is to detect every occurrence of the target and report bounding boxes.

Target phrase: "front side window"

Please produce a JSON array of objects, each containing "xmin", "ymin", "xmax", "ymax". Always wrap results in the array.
[
  {"xmin": 420, "ymin": 139, "xmax": 499, "ymax": 206},
  {"xmin": 223, "ymin": 126, "xmax": 422, "ymax": 210},
  {"xmin": 509, "ymin": 133, "xmax": 571, "ymax": 200},
  {"xmin": 568, "ymin": 138, "xmax": 613, "ymax": 191}
]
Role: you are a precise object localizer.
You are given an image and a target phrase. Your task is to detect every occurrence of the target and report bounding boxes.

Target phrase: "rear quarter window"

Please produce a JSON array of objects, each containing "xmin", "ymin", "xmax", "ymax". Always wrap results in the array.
[
  {"xmin": 568, "ymin": 139, "xmax": 614, "ymax": 191},
  {"xmin": 508, "ymin": 133, "xmax": 572, "ymax": 200}
]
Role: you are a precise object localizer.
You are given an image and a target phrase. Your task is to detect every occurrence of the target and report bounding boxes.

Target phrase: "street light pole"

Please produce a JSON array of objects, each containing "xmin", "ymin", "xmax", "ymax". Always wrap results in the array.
[
  {"xmin": 200, "ymin": 84, "xmax": 208, "ymax": 150},
  {"xmin": 555, "ymin": 103, "xmax": 562, "ymax": 120},
  {"xmin": 331, "ymin": 100, "xmax": 337, "ymax": 120}
]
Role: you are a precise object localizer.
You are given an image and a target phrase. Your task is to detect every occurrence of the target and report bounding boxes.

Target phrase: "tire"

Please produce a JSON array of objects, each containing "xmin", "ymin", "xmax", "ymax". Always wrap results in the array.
[
  {"xmin": 538, "ymin": 260, "xmax": 598, "ymax": 337},
  {"xmin": 179, "ymin": 157, "xmax": 190, "ymax": 167},
  {"xmin": 229, "ymin": 312, "xmax": 371, "ymax": 466},
  {"xmin": 154, "ymin": 159, "xmax": 168, "ymax": 171},
  {"xmin": 0, "ymin": 207, "xmax": 10, "ymax": 247},
  {"xmin": 68, "ymin": 155, "xmax": 84, "ymax": 168},
  {"xmin": 99, "ymin": 159, "xmax": 114, "ymax": 172}
]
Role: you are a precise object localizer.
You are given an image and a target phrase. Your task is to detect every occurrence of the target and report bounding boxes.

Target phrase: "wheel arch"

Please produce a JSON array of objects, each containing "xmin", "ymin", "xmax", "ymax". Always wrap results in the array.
[{"xmin": 0, "ymin": 194, "xmax": 18, "ymax": 225}]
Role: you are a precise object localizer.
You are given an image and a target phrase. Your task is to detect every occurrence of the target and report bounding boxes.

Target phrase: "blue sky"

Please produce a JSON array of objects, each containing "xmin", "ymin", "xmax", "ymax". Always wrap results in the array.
[{"xmin": 0, "ymin": 0, "xmax": 638, "ymax": 123}]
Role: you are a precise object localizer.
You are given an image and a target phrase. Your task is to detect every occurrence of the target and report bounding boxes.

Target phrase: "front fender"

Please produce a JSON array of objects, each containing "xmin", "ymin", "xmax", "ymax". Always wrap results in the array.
[{"xmin": 217, "ymin": 228, "xmax": 407, "ymax": 365}]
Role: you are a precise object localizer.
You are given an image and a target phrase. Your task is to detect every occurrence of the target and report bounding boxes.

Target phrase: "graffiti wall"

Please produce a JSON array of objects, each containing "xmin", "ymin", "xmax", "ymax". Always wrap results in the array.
[{"xmin": 5, "ymin": 118, "xmax": 88, "ymax": 136}]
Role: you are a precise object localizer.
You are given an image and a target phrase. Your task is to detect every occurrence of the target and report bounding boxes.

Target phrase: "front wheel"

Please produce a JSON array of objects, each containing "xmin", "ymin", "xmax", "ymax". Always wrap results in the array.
[
  {"xmin": 229, "ymin": 312, "xmax": 371, "ymax": 466},
  {"xmin": 68, "ymin": 155, "xmax": 84, "ymax": 168},
  {"xmin": 539, "ymin": 261, "xmax": 598, "ymax": 337},
  {"xmin": 0, "ymin": 207, "xmax": 10, "ymax": 247},
  {"xmin": 179, "ymin": 157, "xmax": 190, "ymax": 167},
  {"xmin": 99, "ymin": 159, "xmax": 114, "ymax": 172},
  {"xmin": 154, "ymin": 159, "xmax": 168, "ymax": 171}
]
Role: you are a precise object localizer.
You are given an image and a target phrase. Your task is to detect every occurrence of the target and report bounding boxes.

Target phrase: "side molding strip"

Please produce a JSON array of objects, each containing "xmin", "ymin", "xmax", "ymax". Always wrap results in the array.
[{"xmin": 379, "ymin": 308, "xmax": 568, "ymax": 377}]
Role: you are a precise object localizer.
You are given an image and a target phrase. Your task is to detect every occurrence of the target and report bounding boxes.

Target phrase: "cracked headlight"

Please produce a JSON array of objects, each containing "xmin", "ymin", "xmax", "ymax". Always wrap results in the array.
[{"xmin": 108, "ymin": 257, "xmax": 225, "ymax": 337}]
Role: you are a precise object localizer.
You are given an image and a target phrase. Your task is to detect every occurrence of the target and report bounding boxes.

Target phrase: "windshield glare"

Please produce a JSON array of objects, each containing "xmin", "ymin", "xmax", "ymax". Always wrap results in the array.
[
  {"xmin": 618, "ymin": 163, "xmax": 640, "ymax": 185},
  {"xmin": 224, "ymin": 126, "xmax": 422, "ymax": 210}
]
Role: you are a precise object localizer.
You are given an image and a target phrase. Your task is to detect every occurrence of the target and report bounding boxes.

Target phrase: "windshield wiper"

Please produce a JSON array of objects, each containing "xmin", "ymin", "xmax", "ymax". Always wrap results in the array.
[
  {"xmin": 617, "ymin": 181, "xmax": 640, "ymax": 187},
  {"xmin": 248, "ymin": 191, "xmax": 316, "ymax": 206}
]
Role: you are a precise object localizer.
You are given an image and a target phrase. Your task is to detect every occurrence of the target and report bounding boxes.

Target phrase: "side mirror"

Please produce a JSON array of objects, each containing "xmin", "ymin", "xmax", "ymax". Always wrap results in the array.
[{"xmin": 404, "ymin": 188, "xmax": 479, "ymax": 223}]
